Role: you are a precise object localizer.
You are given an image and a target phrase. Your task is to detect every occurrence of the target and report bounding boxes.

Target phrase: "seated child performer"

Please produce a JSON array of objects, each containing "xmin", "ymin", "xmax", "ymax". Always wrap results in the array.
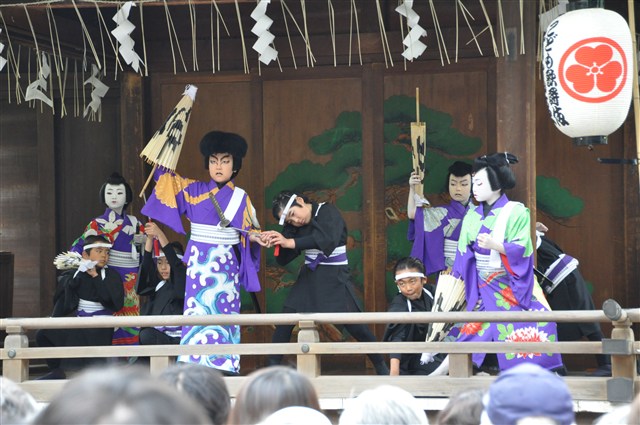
[
  {"xmin": 36, "ymin": 235, "xmax": 125, "ymax": 379},
  {"xmin": 141, "ymin": 131, "xmax": 266, "ymax": 375},
  {"xmin": 70, "ymin": 172, "xmax": 144, "ymax": 346},
  {"xmin": 136, "ymin": 222, "xmax": 186, "ymax": 345},
  {"xmin": 407, "ymin": 161, "xmax": 473, "ymax": 277},
  {"xmin": 451, "ymin": 153, "xmax": 564, "ymax": 372},
  {"xmin": 261, "ymin": 191, "xmax": 389, "ymax": 375},
  {"xmin": 383, "ymin": 257, "xmax": 447, "ymax": 376}
]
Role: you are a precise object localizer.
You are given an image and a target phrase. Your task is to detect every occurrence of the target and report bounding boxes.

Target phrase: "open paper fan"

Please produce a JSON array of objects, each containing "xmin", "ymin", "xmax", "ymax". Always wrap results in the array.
[
  {"xmin": 139, "ymin": 84, "xmax": 198, "ymax": 197},
  {"xmin": 53, "ymin": 251, "xmax": 83, "ymax": 270},
  {"xmin": 426, "ymin": 271, "xmax": 466, "ymax": 342}
]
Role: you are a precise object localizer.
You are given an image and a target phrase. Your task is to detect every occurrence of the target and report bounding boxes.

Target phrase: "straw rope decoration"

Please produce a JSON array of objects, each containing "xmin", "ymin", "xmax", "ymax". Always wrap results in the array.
[
  {"xmin": 233, "ymin": 0, "xmax": 249, "ymax": 74},
  {"xmin": 348, "ymin": 0, "xmax": 362, "ymax": 66},
  {"xmin": 479, "ymin": 0, "xmax": 499, "ymax": 57},
  {"xmin": 71, "ymin": 0, "xmax": 101, "ymax": 69},
  {"xmin": 397, "ymin": 1, "xmax": 406, "ymax": 70},
  {"xmin": 429, "ymin": 0, "xmax": 450, "ymax": 66},
  {"xmin": 188, "ymin": 0, "xmax": 198, "ymax": 71},
  {"xmin": 458, "ymin": 0, "xmax": 483, "ymax": 58},
  {"xmin": 375, "ymin": 0, "xmax": 393, "ymax": 68},
  {"xmin": 280, "ymin": 0, "xmax": 297, "ymax": 69},
  {"xmin": 139, "ymin": 1, "xmax": 148, "ymax": 76},
  {"xmin": 328, "ymin": 0, "xmax": 336, "ymax": 67},
  {"xmin": 281, "ymin": 0, "xmax": 316, "ymax": 67},
  {"xmin": 94, "ymin": 2, "xmax": 123, "ymax": 77},
  {"xmin": 47, "ymin": 5, "xmax": 69, "ymax": 117},
  {"xmin": 163, "ymin": 0, "xmax": 187, "ymax": 74},
  {"xmin": 301, "ymin": 0, "xmax": 312, "ymax": 67}
]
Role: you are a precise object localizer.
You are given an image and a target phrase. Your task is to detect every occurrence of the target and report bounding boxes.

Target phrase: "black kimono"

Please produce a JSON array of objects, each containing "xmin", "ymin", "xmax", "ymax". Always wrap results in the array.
[
  {"xmin": 36, "ymin": 267, "xmax": 124, "ymax": 371},
  {"xmin": 136, "ymin": 244, "xmax": 186, "ymax": 344},
  {"xmin": 269, "ymin": 202, "xmax": 388, "ymax": 374},
  {"xmin": 536, "ymin": 235, "xmax": 610, "ymax": 371},
  {"xmin": 383, "ymin": 286, "xmax": 445, "ymax": 375}
]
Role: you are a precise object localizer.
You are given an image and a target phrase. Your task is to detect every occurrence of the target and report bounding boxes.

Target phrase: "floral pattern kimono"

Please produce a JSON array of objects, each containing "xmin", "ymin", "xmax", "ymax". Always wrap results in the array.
[
  {"xmin": 452, "ymin": 194, "xmax": 563, "ymax": 371},
  {"xmin": 141, "ymin": 168, "xmax": 261, "ymax": 374},
  {"xmin": 71, "ymin": 209, "xmax": 143, "ymax": 345}
]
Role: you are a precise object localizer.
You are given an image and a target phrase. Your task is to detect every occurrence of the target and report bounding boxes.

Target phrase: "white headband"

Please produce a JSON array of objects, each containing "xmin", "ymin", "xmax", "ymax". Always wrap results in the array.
[
  {"xmin": 395, "ymin": 271, "xmax": 425, "ymax": 282},
  {"xmin": 83, "ymin": 242, "xmax": 112, "ymax": 250},
  {"xmin": 278, "ymin": 194, "xmax": 298, "ymax": 225},
  {"xmin": 154, "ymin": 252, "xmax": 184, "ymax": 260}
]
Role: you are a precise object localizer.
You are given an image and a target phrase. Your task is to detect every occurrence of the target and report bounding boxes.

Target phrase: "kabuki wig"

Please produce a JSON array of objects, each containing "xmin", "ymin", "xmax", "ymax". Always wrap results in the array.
[
  {"xmin": 99, "ymin": 172, "xmax": 133, "ymax": 211},
  {"xmin": 473, "ymin": 152, "xmax": 518, "ymax": 192},
  {"xmin": 199, "ymin": 131, "xmax": 248, "ymax": 179}
]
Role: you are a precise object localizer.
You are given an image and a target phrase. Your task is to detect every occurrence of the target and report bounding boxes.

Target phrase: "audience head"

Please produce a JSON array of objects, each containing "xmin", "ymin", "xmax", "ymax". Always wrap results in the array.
[
  {"xmin": 339, "ymin": 385, "xmax": 429, "ymax": 424},
  {"xmin": 258, "ymin": 406, "xmax": 332, "ymax": 425},
  {"xmin": 0, "ymin": 377, "xmax": 40, "ymax": 425},
  {"xmin": 159, "ymin": 363, "xmax": 230, "ymax": 425},
  {"xmin": 34, "ymin": 366, "xmax": 211, "ymax": 424},
  {"xmin": 481, "ymin": 363, "xmax": 574, "ymax": 425},
  {"xmin": 227, "ymin": 366, "xmax": 321, "ymax": 425},
  {"xmin": 435, "ymin": 388, "xmax": 484, "ymax": 425}
]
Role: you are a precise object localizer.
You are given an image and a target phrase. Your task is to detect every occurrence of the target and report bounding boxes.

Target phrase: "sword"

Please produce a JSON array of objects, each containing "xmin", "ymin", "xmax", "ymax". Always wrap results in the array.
[{"xmin": 209, "ymin": 192, "xmax": 262, "ymax": 313}]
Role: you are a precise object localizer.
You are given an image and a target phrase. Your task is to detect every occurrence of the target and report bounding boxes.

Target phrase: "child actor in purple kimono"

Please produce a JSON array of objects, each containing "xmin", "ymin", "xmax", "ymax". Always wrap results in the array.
[
  {"xmin": 451, "ymin": 153, "xmax": 564, "ymax": 372},
  {"xmin": 141, "ymin": 131, "xmax": 265, "ymax": 375},
  {"xmin": 407, "ymin": 161, "xmax": 472, "ymax": 275},
  {"xmin": 71, "ymin": 173, "xmax": 143, "ymax": 346}
]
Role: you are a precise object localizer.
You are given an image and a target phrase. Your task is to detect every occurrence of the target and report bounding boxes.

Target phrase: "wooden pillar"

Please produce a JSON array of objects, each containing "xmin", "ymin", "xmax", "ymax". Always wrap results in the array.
[
  {"xmin": 361, "ymin": 64, "xmax": 386, "ymax": 337},
  {"xmin": 494, "ymin": 0, "xmax": 537, "ymax": 217},
  {"xmin": 119, "ymin": 72, "xmax": 146, "ymax": 213},
  {"xmin": 37, "ymin": 110, "xmax": 56, "ymax": 315}
]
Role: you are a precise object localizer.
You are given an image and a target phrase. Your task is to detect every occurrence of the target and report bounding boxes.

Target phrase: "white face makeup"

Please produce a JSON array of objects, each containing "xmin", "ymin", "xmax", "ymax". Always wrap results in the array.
[
  {"xmin": 472, "ymin": 168, "xmax": 500, "ymax": 204},
  {"xmin": 449, "ymin": 174, "xmax": 471, "ymax": 205},
  {"xmin": 104, "ymin": 183, "xmax": 127, "ymax": 214}
]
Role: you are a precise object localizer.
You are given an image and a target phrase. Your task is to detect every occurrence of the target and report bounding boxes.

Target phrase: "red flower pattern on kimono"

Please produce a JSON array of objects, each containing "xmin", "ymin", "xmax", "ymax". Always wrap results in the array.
[{"xmin": 460, "ymin": 322, "xmax": 485, "ymax": 336}]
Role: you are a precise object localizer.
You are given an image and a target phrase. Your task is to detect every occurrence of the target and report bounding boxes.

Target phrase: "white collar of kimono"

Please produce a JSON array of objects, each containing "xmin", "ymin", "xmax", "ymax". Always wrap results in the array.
[
  {"xmin": 278, "ymin": 194, "xmax": 298, "ymax": 225},
  {"xmin": 84, "ymin": 242, "xmax": 112, "ymax": 250},
  {"xmin": 395, "ymin": 272, "xmax": 425, "ymax": 281}
]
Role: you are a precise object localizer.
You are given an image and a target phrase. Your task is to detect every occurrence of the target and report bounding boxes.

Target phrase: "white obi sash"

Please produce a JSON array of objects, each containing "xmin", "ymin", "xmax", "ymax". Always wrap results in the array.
[
  {"xmin": 108, "ymin": 249, "xmax": 140, "ymax": 269},
  {"xmin": 190, "ymin": 222, "xmax": 240, "ymax": 245},
  {"xmin": 443, "ymin": 239, "xmax": 458, "ymax": 266}
]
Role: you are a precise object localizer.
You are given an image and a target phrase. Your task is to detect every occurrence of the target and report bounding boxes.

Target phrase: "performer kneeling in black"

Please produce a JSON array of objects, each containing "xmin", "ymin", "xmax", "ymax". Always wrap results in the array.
[
  {"xmin": 36, "ymin": 235, "xmax": 124, "ymax": 380},
  {"xmin": 384, "ymin": 257, "xmax": 447, "ymax": 376},
  {"xmin": 535, "ymin": 222, "xmax": 611, "ymax": 376},
  {"xmin": 137, "ymin": 222, "xmax": 186, "ymax": 345},
  {"xmin": 261, "ymin": 191, "xmax": 389, "ymax": 375}
]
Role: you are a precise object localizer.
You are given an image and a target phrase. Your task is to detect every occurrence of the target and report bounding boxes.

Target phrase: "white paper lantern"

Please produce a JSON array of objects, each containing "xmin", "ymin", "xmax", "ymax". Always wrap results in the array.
[{"xmin": 542, "ymin": 8, "xmax": 633, "ymax": 145}]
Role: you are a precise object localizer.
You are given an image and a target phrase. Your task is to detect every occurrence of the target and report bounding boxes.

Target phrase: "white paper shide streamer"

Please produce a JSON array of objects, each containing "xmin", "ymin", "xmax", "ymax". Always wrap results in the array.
[
  {"xmin": 111, "ymin": 1, "xmax": 144, "ymax": 72},
  {"xmin": 25, "ymin": 53, "xmax": 53, "ymax": 107},
  {"xmin": 83, "ymin": 64, "xmax": 110, "ymax": 118},
  {"xmin": 251, "ymin": 0, "xmax": 278, "ymax": 65},
  {"xmin": 0, "ymin": 28, "xmax": 6, "ymax": 72},
  {"xmin": 396, "ymin": 0, "xmax": 427, "ymax": 60}
]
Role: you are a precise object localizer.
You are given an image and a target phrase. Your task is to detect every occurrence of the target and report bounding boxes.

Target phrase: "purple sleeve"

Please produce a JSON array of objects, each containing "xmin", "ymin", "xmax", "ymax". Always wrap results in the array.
[
  {"xmin": 502, "ymin": 243, "xmax": 534, "ymax": 309},
  {"xmin": 410, "ymin": 206, "xmax": 446, "ymax": 275},
  {"xmin": 141, "ymin": 167, "xmax": 188, "ymax": 234}
]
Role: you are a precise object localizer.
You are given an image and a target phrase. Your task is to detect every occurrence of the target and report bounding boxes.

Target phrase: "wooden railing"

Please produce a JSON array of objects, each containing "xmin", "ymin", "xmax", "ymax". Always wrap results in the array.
[{"xmin": 1, "ymin": 299, "xmax": 638, "ymax": 411}]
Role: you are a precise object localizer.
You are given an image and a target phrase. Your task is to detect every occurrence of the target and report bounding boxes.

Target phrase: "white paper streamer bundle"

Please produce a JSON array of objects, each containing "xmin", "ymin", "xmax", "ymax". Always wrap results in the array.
[
  {"xmin": 0, "ymin": 28, "xmax": 6, "ymax": 71},
  {"xmin": 111, "ymin": 1, "xmax": 143, "ymax": 73},
  {"xmin": 24, "ymin": 52, "xmax": 53, "ymax": 107},
  {"xmin": 396, "ymin": 0, "xmax": 427, "ymax": 60},
  {"xmin": 53, "ymin": 251, "xmax": 83, "ymax": 270},
  {"xmin": 251, "ymin": 0, "xmax": 278, "ymax": 65},
  {"xmin": 83, "ymin": 63, "xmax": 109, "ymax": 119}
]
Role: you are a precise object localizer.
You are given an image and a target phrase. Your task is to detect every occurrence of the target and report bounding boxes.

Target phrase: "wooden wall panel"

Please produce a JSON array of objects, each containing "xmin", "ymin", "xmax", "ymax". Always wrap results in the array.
[
  {"xmin": 56, "ymin": 98, "xmax": 122, "ymax": 251},
  {"xmin": 0, "ymin": 103, "xmax": 40, "ymax": 317}
]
